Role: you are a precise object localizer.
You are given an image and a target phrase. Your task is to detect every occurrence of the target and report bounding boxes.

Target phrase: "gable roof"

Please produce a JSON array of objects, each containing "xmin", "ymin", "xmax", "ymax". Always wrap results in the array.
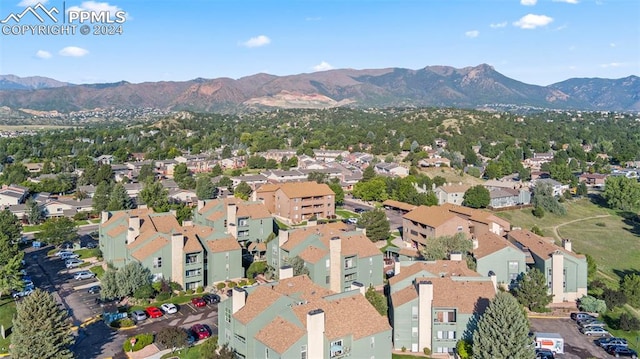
[
  {"xmin": 473, "ymin": 232, "xmax": 519, "ymax": 259},
  {"xmin": 508, "ymin": 229, "xmax": 584, "ymax": 259},
  {"xmin": 206, "ymin": 236, "xmax": 241, "ymax": 253},
  {"xmin": 403, "ymin": 205, "xmax": 461, "ymax": 228},
  {"xmin": 436, "ymin": 184, "xmax": 471, "ymax": 194},
  {"xmin": 255, "ymin": 317, "xmax": 306, "ymax": 354},
  {"xmin": 388, "ymin": 260, "xmax": 479, "ymax": 286},
  {"xmin": 234, "ymin": 286, "xmax": 285, "ymax": 325}
]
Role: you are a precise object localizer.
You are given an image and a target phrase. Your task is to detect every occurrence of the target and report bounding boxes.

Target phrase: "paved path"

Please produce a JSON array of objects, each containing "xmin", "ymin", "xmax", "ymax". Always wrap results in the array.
[{"xmin": 550, "ymin": 214, "xmax": 611, "ymax": 240}]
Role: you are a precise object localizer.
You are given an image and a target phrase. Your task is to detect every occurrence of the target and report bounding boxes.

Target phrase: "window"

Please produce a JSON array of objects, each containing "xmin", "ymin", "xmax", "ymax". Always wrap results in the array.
[
  {"xmin": 238, "ymin": 218, "xmax": 248, "ymax": 226},
  {"xmin": 225, "ymin": 308, "xmax": 231, "ymax": 323},
  {"xmin": 370, "ymin": 337, "xmax": 375, "ymax": 349},
  {"xmin": 265, "ymin": 347, "xmax": 269, "ymax": 359},
  {"xmin": 326, "ymin": 259, "xmax": 330, "ymax": 269},
  {"xmin": 457, "ymin": 226, "xmax": 463, "ymax": 231},
  {"xmin": 186, "ymin": 254, "xmax": 199, "ymax": 264},
  {"xmin": 369, "ymin": 257, "xmax": 373, "ymax": 265},
  {"xmin": 508, "ymin": 261, "xmax": 519, "ymax": 271},
  {"xmin": 411, "ymin": 306, "xmax": 418, "ymax": 321},
  {"xmin": 153, "ymin": 257, "xmax": 162, "ymax": 268},
  {"xmin": 234, "ymin": 333, "xmax": 246, "ymax": 344},
  {"xmin": 186, "ymin": 269, "xmax": 201, "ymax": 277},
  {"xmin": 301, "ymin": 345, "xmax": 307, "ymax": 359},
  {"xmin": 330, "ymin": 340, "xmax": 343, "ymax": 357},
  {"xmin": 326, "ymin": 276, "xmax": 330, "ymax": 284},
  {"xmin": 344, "ymin": 257, "xmax": 354, "ymax": 269},
  {"xmin": 411, "ymin": 327, "xmax": 418, "ymax": 337},
  {"xmin": 435, "ymin": 310, "xmax": 456, "ymax": 323},
  {"xmin": 437, "ymin": 331, "xmax": 456, "ymax": 340}
]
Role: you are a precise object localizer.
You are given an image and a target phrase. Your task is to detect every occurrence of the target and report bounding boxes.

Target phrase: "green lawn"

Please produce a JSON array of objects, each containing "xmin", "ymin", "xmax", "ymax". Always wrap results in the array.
[
  {"xmin": 128, "ymin": 293, "xmax": 207, "ymax": 313},
  {"xmin": 602, "ymin": 306, "xmax": 640, "ymax": 351},
  {"xmin": 0, "ymin": 296, "xmax": 17, "ymax": 354},
  {"xmin": 89, "ymin": 265, "xmax": 105, "ymax": 279},
  {"xmin": 160, "ymin": 344, "xmax": 208, "ymax": 359},
  {"xmin": 495, "ymin": 198, "xmax": 639, "ymax": 281},
  {"xmin": 336, "ymin": 209, "xmax": 358, "ymax": 219}
]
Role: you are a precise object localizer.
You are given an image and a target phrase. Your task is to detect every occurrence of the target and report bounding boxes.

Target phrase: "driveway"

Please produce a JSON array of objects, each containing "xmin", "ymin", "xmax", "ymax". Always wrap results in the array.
[{"xmin": 530, "ymin": 317, "xmax": 610, "ymax": 359}]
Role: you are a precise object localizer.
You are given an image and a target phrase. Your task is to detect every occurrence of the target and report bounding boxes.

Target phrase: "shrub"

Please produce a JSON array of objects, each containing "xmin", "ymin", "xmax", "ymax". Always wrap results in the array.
[
  {"xmin": 602, "ymin": 288, "xmax": 626, "ymax": 309},
  {"xmin": 619, "ymin": 313, "xmax": 640, "ymax": 331},
  {"xmin": 216, "ymin": 282, "xmax": 226, "ymax": 291},
  {"xmin": 227, "ymin": 281, "xmax": 237, "ymax": 288},
  {"xmin": 595, "ymin": 222, "xmax": 606, "ymax": 227},
  {"xmin": 423, "ymin": 347, "xmax": 431, "ymax": 355},
  {"xmin": 155, "ymin": 292, "xmax": 171, "ymax": 301},
  {"xmin": 401, "ymin": 346, "xmax": 406, "ymax": 352},
  {"xmin": 122, "ymin": 333, "xmax": 154, "ymax": 352},
  {"xmin": 247, "ymin": 278, "xmax": 256, "ymax": 285},
  {"xmin": 178, "ymin": 291, "xmax": 185, "ymax": 296},
  {"xmin": 247, "ymin": 261, "xmax": 268, "ymax": 278},
  {"xmin": 133, "ymin": 284, "xmax": 155, "ymax": 300},
  {"xmin": 238, "ymin": 280, "xmax": 247, "ymax": 287},
  {"xmin": 185, "ymin": 289, "xmax": 194, "ymax": 295},
  {"xmin": 196, "ymin": 286, "xmax": 204, "ymax": 294},
  {"xmin": 110, "ymin": 318, "xmax": 135, "ymax": 328},
  {"xmin": 532, "ymin": 206, "xmax": 545, "ymax": 218},
  {"xmin": 169, "ymin": 281, "xmax": 182, "ymax": 292},
  {"xmin": 88, "ymin": 248, "xmax": 102, "ymax": 258}
]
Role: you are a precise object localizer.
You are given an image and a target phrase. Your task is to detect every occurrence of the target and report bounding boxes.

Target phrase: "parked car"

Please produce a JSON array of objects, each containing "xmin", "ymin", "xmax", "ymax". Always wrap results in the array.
[
  {"xmin": 160, "ymin": 303, "xmax": 178, "ymax": 314},
  {"xmin": 579, "ymin": 320, "xmax": 606, "ymax": 328},
  {"xmin": 190, "ymin": 324, "xmax": 211, "ymax": 340},
  {"xmin": 535, "ymin": 348, "xmax": 555, "ymax": 359},
  {"xmin": 145, "ymin": 306, "xmax": 163, "ymax": 318},
  {"xmin": 65, "ymin": 258, "xmax": 83, "ymax": 268},
  {"xmin": 191, "ymin": 297, "xmax": 206, "ymax": 308},
  {"xmin": 202, "ymin": 294, "xmax": 220, "ymax": 304},
  {"xmin": 22, "ymin": 279, "xmax": 34, "ymax": 288},
  {"xmin": 55, "ymin": 250, "xmax": 73, "ymax": 257},
  {"xmin": 12, "ymin": 288, "xmax": 34, "ymax": 299},
  {"xmin": 60, "ymin": 252, "xmax": 80, "ymax": 260},
  {"xmin": 577, "ymin": 317, "xmax": 600, "ymax": 326},
  {"xmin": 354, "ymin": 207, "xmax": 367, "ymax": 213},
  {"xmin": 571, "ymin": 312, "xmax": 596, "ymax": 321},
  {"xmin": 599, "ymin": 338, "xmax": 629, "ymax": 349},
  {"xmin": 86, "ymin": 242, "xmax": 98, "ymax": 249},
  {"xmin": 186, "ymin": 330, "xmax": 196, "ymax": 345},
  {"xmin": 88, "ymin": 285, "xmax": 101, "ymax": 294},
  {"xmin": 131, "ymin": 310, "xmax": 147, "ymax": 322},
  {"xmin": 346, "ymin": 217, "xmax": 358, "ymax": 224},
  {"xmin": 74, "ymin": 271, "xmax": 95, "ymax": 280},
  {"xmin": 579, "ymin": 326, "xmax": 610, "ymax": 336},
  {"xmin": 19, "ymin": 269, "xmax": 28, "ymax": 276},
  {"xmin": 606, "ymin": 346, "xmax": 638, "ymax": 358}
]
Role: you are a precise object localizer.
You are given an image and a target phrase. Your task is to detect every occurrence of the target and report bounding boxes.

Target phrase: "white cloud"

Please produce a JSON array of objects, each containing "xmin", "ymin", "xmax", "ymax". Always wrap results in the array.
[
  {"xmin": 513, "ymin": 14, "xmax": 553, "ymax": 29},
  {"xmin": 552, "ymin": 0, "xmax": 579, "ymax": 3},
  {"xmin": 520, "ymin": 0, "xmax": 537, "ymax": 5},
  {"xmin": 59, "ymin": 46, "xmax": 89, "ymax": 57},
  {"xmin": 240, "ymin": 35, "xmax": 271, "ymax": 48},
  {"xmin": 67, "ymin": 1, "xmax": 130, "ymax": 21},
  {"xmin": 18, "ymin": 0, "xmax": 47, "ymax": 6},
  {"xmin": 312, "ymin": 61, "xmax": 334, "ymax": 72},
  {"xmin": 35, "ymin": 50, "xmax": 52, "ymax": 59},
  {"xmin": 600, "ymin": 62, "xmax": 623, "ymax": 68},
  {"xmin": 465, "ymin": 30, "xmax": 479, "ymax": 38},
  {"xmin": 490, "ymin": 21, "xmax": 508, "ymax": 28}
]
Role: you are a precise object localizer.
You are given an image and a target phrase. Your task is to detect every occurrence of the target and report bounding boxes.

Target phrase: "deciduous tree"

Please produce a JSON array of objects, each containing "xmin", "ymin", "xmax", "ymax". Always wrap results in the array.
[
  {"xmin": 283, "ymin": 256, "xmax": 309, "ymax": 277},
  {"xmin": 233, "ymin": 181, "xmax": 252, "ymax": 200},
  {"xmin": 35, "ymin": 217, "xmax": 77, "ymax": 246},
  {"xmin": 463, "ymin": 185, "xmax": 491, "ymax": 208},
  {"xmin": 420, "ymin": 233, "xmax": 472, "ymax": 261},
  {"xmin": 621, "ymin": 273, "xmax": 640, "ymax": 308},
  {"xmin": 140, "ymin": 180, "xmax": 169, "ymax": 212},
  {"xmin": 603, "ymin": 176, "xmax": 640, "ymax": 211},
  {"xmin": 156, "ymin": 326, "xmax": 188, "ymax": 353},
  {"xmin": 11, "ymin": 289, "xmax": 74, "ymax": 359},
  {"xmin": 115, "ymin": 261, "xmax": 152, "ymax": 298}
]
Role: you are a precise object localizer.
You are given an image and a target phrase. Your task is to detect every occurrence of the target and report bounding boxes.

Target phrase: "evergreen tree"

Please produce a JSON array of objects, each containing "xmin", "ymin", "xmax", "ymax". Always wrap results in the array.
[
  {"xmin": 107, "ymin": 183, "xmax": 133, "ymax": 211},
  {"xmin": 11, "ymin": 289, "xmax": 74, "ymax": 359},
  {"xmin": 512, "ymin": 268, "xmax": 552, "ymax": 312},
  {"xmin": 137, "ymin": 163, "xmax": 155, "ymax": 183},
  {"xmin": 362, "ymin": 166, "xmax": 376, "ymax": 182},
  {"xmin": 358, "ymin": 209, "xmax": 390, "ymax": 242},
  {"xmin": 234, "ymin": 181, "xmax": 252, "ymax": 200},
  {"xmin": 472, "ymin": 292, "xmax": 534, "ymax": 359},
  {"xmin": 365, "ymin": 285, "xmax": 387, "ymax": 316},
  {"xmin": 26, "ymin": 198, "xmax": 44, "ymax": 225},
  {"xmin": 196, "ymin": 176, "xmax": 218, "ymax": 200},
  {"xmin": 0, "ymin": 251, "xmax": 24, "ymax": 297},
  {"xmin": 0, "ymin": 209, "xmax": 22, "ymax": 245},
  {"xmin": 93, "ymin": 181, "xmax": 111, "ymax": 213},
  {"xmin": 463, "ymin": 185, "xmax": 491, "ymax": 208},
  {"xmin": 100, "ymin": 268, "xmax": 119, "ymax": 300},
  {"xmin": 115, "ymin": 261, "xmax": 152, "ymax": 298},
  {"xmin": 140, "ymin": 180, "xmax": 169, "ymax": 212}
]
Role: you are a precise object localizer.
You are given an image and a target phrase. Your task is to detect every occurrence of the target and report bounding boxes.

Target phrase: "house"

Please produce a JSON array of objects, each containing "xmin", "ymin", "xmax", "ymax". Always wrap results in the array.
[
  {"xmin": 168, "ymin": 188, "xmax": 198, "ymax": 206},
  {"xmin": 93, "ymin": 155, "xmax": 114, "ymax": 165},
  {"xmin": 24, "ymin": 163, "xmax": 44, "ymax": 174},
  {"xmin": 418, "ymin": 158, "xmax": 451, "ymax": 168},
  {"xmin": 578, "ymin": 173, "xmax": 607, "ymax": 187},
  {"xmin": 533, "ymin": 178, "xmax": 569, "ymax": 197},
  {"xmin": 262, "ymin": 169, "xmax": 308, "ymax": 183},
  {"xmin": 488, "ymin": 188, "xmax": 531, "ymax": 209},
  {"xmin": 507, "ymin": 229, "xmax": 588, "ymax": 303},
  {"xmin": 253, "ymin": 181, "xmax": 335, "ymax": 224},
  {"xmin": 388, "ymin": 260, "xmax": 496, "ymax": 355},
  {"xmin": 434, "ymin": 183, "xmax": 470, "ymax": 205},
  {"xmin": 0, "ymin": 184, "xmax": 29, "ymax": 207},
  {"xmin": 231, "ymin": 174, "xmax": 269, "ymax": 190},
  {"xmin": 193, "ymin": 197, "xmax": 274, "ymax": 248},
  {"xmin": 313, "ymin": 149, "xmax": 348, "ymax": 162},
  {"xmin": 41, "ymin": 198, "xmax": 93, "ymax": 218},
  {"xmin": 472, "ymin": 232, "xmax": 526, "ymax": 286},
  {"xmin": 374, "ymin": 162, "xmax": 409, "ymax": 177},
  {"xmin": 267, "ymin": 222, "xmax": 384, "ymax": 292},
  {"xmin": 217, "ymin": 275, "xmax": 392, "ymax": 359},
  {"xmin": 100, "ymin": 208, "xmax": 244, "ymax": 288}
]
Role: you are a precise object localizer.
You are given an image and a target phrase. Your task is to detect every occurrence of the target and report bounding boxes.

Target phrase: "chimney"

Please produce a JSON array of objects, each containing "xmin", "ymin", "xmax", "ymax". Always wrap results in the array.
[
  {"xmin": 197, "ymin": 200, "xmax": 205, "ymax": 211},
  {"xmin": 449, "ymin": 251, "xmax": 463, "ymax": 261},
  {"xmin": 394, "ymin": 259, "xmax": 401, "ymax": 276},
  {"xmin": 226, "ymin": 202, "xmax": 237, "ymax": 238},
  {"xmin": 279, "ymin": 265, "xmax": 294, "ymax": 280},
  {"xmin": 101, "ymin": 211, "xmax": 110, "ymax": 224},
  {"xmin": 488, "ymin": 271, "xmax": 498, "ymax": 291},
  {"xmin": 472, "ymin": 237, "xmax": 479, "ymax": 250},
  {"xmin": 169, "ymin": 209, "xmax": 177, "ymax": 217},
  {"xmin": 307, "ymin": 309, "xmax": 325, "ymax": 359},
  {"xmin": 562, "ymin": 238, "xmax": 572, "ymax": 252},
  {"xmin": 329, "ymin": 236, "xmax": 342, "ymax": 293},
  {"xmin": 418, "ymin": 281, "xmax": 433, "ymax": 352},
  {"xmin": 350, "ymin": 281, "xmax": 365, "ymax": 295},
  {"xmin": 278, "ymin": 230, "xmax": 289, "ymax": 247},
  {"xmin": 232, "ymin": 287, "xmax": 246, "ymax": 314},
  {"xmin": 307, "ymin": 219, "xmax": 318, "ymax": 227},
  {"xmin": 182, "ymin": 220, "xmax": 193, "ymax": 227},
  {"xmin": 361, "ymin": 227, "xmax": 367, "ymax": 237},
  {"xmin": 171, "ymin": 232, "xmax": 184, "ymax": 287},
  {"xmin": 127, "ymin": 216, "xmax": 141, "ymax": 244}
]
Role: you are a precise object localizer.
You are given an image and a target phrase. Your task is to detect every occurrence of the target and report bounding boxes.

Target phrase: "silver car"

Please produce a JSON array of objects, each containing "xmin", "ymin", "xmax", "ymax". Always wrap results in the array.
[
  {"xmin": 130, "ymin": 310, "xmax": 147, "ymax": 322},
  {"xmin": 74, "ymin": 271, "xmax": 95, "ymax": 280}
]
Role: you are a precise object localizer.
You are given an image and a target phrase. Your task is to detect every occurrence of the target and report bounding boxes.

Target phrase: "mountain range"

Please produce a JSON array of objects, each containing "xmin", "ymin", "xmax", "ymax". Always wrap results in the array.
[{"xmin": 0, "ymin": 64, "xmax": 638, "ymax": 112}]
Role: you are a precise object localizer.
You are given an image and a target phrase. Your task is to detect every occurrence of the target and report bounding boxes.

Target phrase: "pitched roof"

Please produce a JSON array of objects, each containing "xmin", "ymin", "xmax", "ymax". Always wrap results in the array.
[
  {"xmin": 254, "ymin": 183, "xmax": 280, "ymax": 194},
  {"xmin": 382, "ymin": 199, "xmax": 417, "ymax": 212},
  {"xmin": 473, "ymin": 232, "xmax": 518, "ymax": 259},
  {"xmin": 436, "ymin": 184, "xmax": 471, "ymax": 194},
  {"xmin": 275, "ymin": 181, "xmax": 335, "ymax": 198},
  {"xmin": 403, "ymin": 205, "xmax": 460, "ymax": 228},
  {"xmin": 234, "ymin": 286, "xmax": 284, "ymax": 325},
  {"xmin": 280, "ymin": 222, "xmax": 346, "ymax": 252},
  {"xmin": 237, "ymin": 202, "xmax": 271, "ymax": 219},
  {"xmin": 181, "ymin": 225, "xmax": 211, "ymax": 253},
  {"xmin": 130, "ymin": 235, "xmax": 169, "ymax": 261},
  {"xmin": 206, "ymin": 236, "xmax": 241, "ymax": 253},
  {"xmin": 298, "ymin": 245, "xmax": 328, "ymax": 264},
  {"xmin": 508, "ymin": 229, "xmax": 584, "ymax": 259},
  {"xmin": 391, "ymin": 285, "xmax": 419, "ymax": 307},
  {"xmin": 388, "ymin": 260, "xmax": 479, "ymax": 286},
  {"xmin": 255, "ymin": 317, "xmax": 306, "ymax": 354},
  {"xmin": 431, "ymin": 277, "xmax": 495, "ymax": 313}
]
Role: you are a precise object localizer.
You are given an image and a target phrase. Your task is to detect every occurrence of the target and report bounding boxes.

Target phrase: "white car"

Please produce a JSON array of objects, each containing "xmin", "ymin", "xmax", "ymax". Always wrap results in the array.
[
  {"xmin": 74, "ymin": 271, "xmax": 95, "ymax": 280},
  {"xmin": 59, "ymin": 252, "xmax": 79, "ymax": 260},
  {"xmin": 55, "ymin": 250, "xmax": 73, "ymax": 257},
  {"xmin": 65, "ymin": 258, "xmax": 84, "ymax": 268},
  {"xmin": 161, "ymin": 303, "xmax": 178, "ymax": 314},
  {"xmin": 12, "ymin": 288, "xmax": 33, "ymax": 299}
]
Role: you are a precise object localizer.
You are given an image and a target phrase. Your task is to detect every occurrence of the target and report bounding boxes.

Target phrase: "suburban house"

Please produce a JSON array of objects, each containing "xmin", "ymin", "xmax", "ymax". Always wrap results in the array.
[
  {"xmin": 507, "ymin": 229, "xmax": 588, "ymax": 303},
  {"xmin": 231, "ymin": 174, "xmax": 269, "ymax": 190},
  {"xmin": 0, "ymin": 184, "xmax": 29, "ymax": 207},
  {"xmin": 388, "ymin": 260, "xmax": 496, "ymax": 355},
  {"xmin": 533, "ymin": 178, "xmax": 569, "ymax": 197},
  {"xmin": 267, "ymin": 222, "xmax": 384, "ymax": 292},
  {"xmin": 262, "ymin": 170, "xmax": 308, "ymax": 183},
  {"xmin": 488, "ymin": 188, "xmax": 531, "ymax": 209},
  {"xmin": 40, "ymin": 198, "xmax": 93, "ymax": 218},
  {"xmin": 434, "ymin": 184, "xmax": 471, "ymax": 206},
  {"xmin": 253, "ymin": 181, "xmax": 335, "ymax": 224},
  {"xmin": 93, "ymin": 155, "xmax": 115, "ymax": 165},
  {"xmin": 100, "ymin": 208, "xmax": 244, "ymax": 288},
  {"xmin": 217, "ymin": 274, "xmax": 392, "ymax": 359},
  {"xmin": 472, "ymin": 232, "xmax": 526, "ymax": 286},
  {"xmin": 193, "ymin": 198, "xmax": 275, "ymax": 248},
  {"xmin": 578, "ymin": 173, "xmax": 607, "ymax": 187},
  {"xmin": 374, "ymin": 162, "xmax": 409, "ymax": 177}
]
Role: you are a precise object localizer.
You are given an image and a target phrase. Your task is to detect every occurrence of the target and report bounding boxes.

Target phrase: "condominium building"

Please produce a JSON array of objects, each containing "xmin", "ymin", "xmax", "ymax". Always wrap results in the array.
[{"xmin": 254, "ymin": 181, "xmax": 335, "ymax": 224}]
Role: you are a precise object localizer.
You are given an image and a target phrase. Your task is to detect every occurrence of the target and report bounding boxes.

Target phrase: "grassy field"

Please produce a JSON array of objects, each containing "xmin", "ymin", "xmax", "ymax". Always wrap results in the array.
[
  {"xmin": 495, "ymin": 197, "xmax": 639, "ymax": 281},
  {"xmin": 0, "ymin": 297, "xmax": 17, "ymax": 354}
]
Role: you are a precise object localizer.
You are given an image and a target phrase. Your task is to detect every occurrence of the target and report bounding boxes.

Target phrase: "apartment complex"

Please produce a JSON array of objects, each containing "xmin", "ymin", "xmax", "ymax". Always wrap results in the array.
[
  {"xmin": 253, "ymin": 181, "xmax": 335, "ymax": 224},
  {"xmin": 472, "ymin": 231, "xmax": 527, "ymax": 286},
  {"xmin": 507, "ymin": 229, "xmax": 588, "ymax": 303},
  {"xmin": 267, "ymin": 222, "xmax": 384, "ymax": 292},
  {"xmin": 100, "ymin": 208, "xmax": 243, "ymax": 289},
  {"xmin": 388, "ymin": 260, "xmax": 496, "ymax": 355},
  {"xmin": 218, "ymin": 274, "xmax": 392, "ymax": 359}
]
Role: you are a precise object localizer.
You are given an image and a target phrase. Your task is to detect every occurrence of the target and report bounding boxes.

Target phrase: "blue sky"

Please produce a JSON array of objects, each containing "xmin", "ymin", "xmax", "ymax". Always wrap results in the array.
[{"xmin": 0, "ymin": 0, "xmax": 638, "ymax": 86}]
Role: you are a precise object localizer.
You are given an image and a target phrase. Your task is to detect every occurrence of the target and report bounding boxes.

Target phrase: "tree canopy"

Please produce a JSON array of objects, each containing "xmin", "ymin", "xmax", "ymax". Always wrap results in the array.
[
  {"xmin": 463, "ymin": 185, "xmax": 491, "ymax": 208},
  {"xmin": 603, "ymin": 176, "xmax": 640, "ymax": 212},
  {"xmin": 35, "ymin": 217, "xmax": 77, "ymax": 246},
  {"xmin": 512, "ymin": 268, "xmax": 552, "ymax": 312},
  {"xmin": 357, "ymin": 209, "xmax": 390, "ymax": 242}
]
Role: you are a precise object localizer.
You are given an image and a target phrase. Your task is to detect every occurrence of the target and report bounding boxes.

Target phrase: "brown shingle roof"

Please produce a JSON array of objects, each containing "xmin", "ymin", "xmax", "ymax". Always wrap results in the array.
[
  {"xmin": 254, "ymin": 183, "xmax": 280, "ymax": 195},
  {"xmin": 328, "ymin": 233, "xmax": 381, "ymax": 258},
  {"xmin": 508, "ymin": 229, "xmax": 584, "ymax": 259},
  {"xmin": 431, "ymin": 277, "xmax": 496, "ymax": 313},
  {"xmin": 206, "ymin": 236, "xmax": 241, "ymax": 253},
  {"xmin": 234, "ymin": 286, "xmax": 284, "ymax": 325},
  {"xmin": 388, "ymin": 260, "xmax": 479, "ymax": 286},
  {"xmin": 437, "ymin": 184, "xmax": 471, "ymax": 194},
  {"xmin": 298, "ymin": 246, "xmax": 328, "ymax": 264},
  {"xmin": 237, "ymin": 202, "xmax": 271, "ymax": 219},
  {"xmin": 276, "ymin": 181, "xmax": 335, "ymax": 199},
  {"xmin": 106, "ymin": 225, "xmax": 127, "ymax": 237},
  {"xmin": 382, "ymin": 199, "xmax": 417, "ymax": 212},
  {"xmin": 472, "ymin": 232, "xmax": 517, "ymax": 259},
  {"xmin": 272, "ymin": 275, "xmax": 333, "ymax": 302},
  {"xmin": 281, "ymin": 223, "xmax": 346, "ymax": 252},
  {"xmin": 403, "ymin": 205, "xmax": 459, "ymax": 228},
  {"xmin": 391, "ymin": 285, "xmax": 418, "ymax": 307},
  {"xmin": 255, "ymin": 317, "xmax": 305, "ymax": 354},
  {"xmin": 398, "ymin": 248, "xmax": 421, "ymax": 258},
  {"xmin": 130, "ymin": 235, "xmax": 169, "ymax": 261},
  {"xmin": 182, "ymin": 225, "xmax": 211, "ymax": 253}
]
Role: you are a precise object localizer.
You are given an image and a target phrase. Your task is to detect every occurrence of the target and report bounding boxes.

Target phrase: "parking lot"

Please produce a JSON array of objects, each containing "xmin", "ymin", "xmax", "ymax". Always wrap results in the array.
[{"xmin": 530, "ymin": 317, "xmax": 610, "ymax": 359}]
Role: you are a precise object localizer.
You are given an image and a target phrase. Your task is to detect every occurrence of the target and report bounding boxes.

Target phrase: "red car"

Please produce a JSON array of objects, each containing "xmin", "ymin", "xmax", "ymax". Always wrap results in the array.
[
  {"xmin": 145, "ymin": 306, "xmax": 163, "ymax": 318},
  {"xmin": 191, "ymin": 297, "xmax": 206, "ymax": 308},
  {"xmin": 191, "ymin": 324, "xmax": 210, "ymax": 340}
]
